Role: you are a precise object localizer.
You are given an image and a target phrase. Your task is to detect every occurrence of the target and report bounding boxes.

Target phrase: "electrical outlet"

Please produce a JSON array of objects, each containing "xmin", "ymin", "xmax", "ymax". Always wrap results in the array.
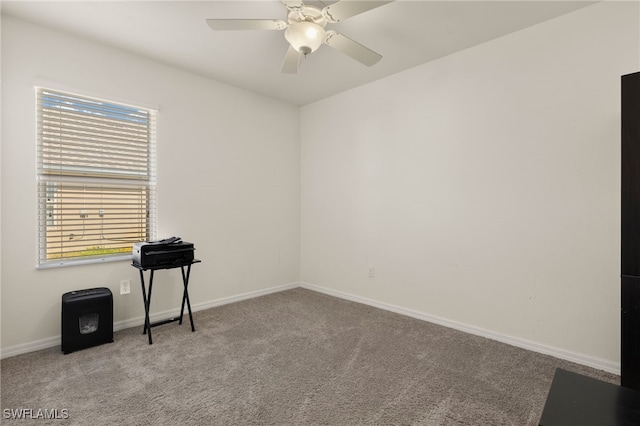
[
  {"xmin": 120, "ymin": 279, "xmax": 131, "ymax": 295},
  {"xmin": 368, "ymin": 266, "xmax": 375, "ymax": 278}
]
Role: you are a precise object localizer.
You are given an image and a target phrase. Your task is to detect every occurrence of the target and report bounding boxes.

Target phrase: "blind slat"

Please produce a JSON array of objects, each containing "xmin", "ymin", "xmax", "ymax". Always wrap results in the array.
[{"xmin": 40, "ymin": 89, "xmax": 149, "ymax": 121}]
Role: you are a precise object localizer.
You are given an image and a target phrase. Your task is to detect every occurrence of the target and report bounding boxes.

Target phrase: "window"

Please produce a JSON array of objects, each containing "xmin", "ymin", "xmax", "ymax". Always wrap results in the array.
[{"xmin": 36, "ymin": 88, "xmax": 157, "ymax": 268}]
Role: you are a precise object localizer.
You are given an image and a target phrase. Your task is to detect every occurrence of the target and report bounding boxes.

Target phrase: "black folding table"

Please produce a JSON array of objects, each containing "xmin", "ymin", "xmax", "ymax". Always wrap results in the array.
[{"xmin": 132, "ymin": 259, "xmax": 200, "ymax": 345}]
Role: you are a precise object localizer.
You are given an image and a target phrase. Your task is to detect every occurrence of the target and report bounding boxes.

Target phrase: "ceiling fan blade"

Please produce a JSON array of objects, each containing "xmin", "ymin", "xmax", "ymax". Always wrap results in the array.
[
  {"xmin": 281, "ymin": 46, "xmax": 302, "ymax": 74},
  {"xmin": 324, "ymin": 31, "xmax": 382, "ymax": 66},
  {"xmin": 323, "ymin": 1, "xmax": 393, "ymax": 23},
  {"xmin": 206, "ymin": 19, "xmax": 287, "ymax": 31}
]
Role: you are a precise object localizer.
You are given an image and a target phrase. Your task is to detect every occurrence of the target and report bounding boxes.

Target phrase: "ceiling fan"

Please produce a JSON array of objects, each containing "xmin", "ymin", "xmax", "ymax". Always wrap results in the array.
[{"xmin": 206, "ymin": 0, "xmax": 393, "ymax": 73}]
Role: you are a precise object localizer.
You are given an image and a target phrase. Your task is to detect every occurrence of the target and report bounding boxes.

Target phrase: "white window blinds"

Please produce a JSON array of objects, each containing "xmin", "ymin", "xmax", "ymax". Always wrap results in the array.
[{"xmin": 36, "ymin": 88, "xmax": 157, "ymax": 268}]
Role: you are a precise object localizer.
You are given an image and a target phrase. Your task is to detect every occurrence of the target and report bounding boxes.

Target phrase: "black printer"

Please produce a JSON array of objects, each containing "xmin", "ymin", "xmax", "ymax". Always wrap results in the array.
[{"xmin": 132, "ymin": 237, "xmax": 194, "ymax": 269}]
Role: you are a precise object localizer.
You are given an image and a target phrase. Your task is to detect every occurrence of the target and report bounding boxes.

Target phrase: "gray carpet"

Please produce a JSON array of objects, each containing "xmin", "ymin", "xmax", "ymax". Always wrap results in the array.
[{"xmin": 1, "ymin": 288, "xmax": 618, "ymax": 425}]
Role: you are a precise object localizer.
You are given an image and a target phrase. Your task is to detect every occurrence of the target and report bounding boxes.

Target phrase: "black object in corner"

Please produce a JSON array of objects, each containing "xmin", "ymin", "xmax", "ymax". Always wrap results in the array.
[
  {"xmin": 539, "ymin": 369, "xmax": 640, "ymax": 426},
  {"xmin": 622, "ymin": 71, "xmax": 640, "ymax": 390}
]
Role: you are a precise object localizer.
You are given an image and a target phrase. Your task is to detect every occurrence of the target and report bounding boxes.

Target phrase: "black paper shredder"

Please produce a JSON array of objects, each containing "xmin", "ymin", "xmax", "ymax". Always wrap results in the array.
[{"xmin": 61, "ymin": 287, "xmax": 113, "ymax": 354}]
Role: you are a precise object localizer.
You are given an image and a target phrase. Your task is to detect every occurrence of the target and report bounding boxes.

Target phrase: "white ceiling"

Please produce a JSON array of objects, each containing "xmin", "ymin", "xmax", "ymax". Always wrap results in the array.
[{"xmin": 1, "ymin": 0, "xmax": 596, "ymax": 105}]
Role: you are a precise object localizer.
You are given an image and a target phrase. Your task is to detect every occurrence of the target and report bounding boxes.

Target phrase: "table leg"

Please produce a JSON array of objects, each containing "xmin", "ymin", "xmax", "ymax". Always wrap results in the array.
[
  {"xmin": 139, "ymin": 269, "xmax": 154, "ymax": 345},
  {"xmin": 179, "ymin": 264, "xmax": 195, "ymax": 332}
]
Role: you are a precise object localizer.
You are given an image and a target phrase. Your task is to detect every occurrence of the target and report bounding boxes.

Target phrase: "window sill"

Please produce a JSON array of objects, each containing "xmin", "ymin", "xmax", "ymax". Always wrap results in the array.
[{"xmin": 36, "ymin": 254, "xmax": 132, "ymax": 270}]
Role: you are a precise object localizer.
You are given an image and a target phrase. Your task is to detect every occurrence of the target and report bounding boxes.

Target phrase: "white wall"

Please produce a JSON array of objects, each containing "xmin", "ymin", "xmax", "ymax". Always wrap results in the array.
[
  {"xmin": 1, "ymin": 16, "xmax": 300, "ymax": 353},
  {"xmin": 2, "ymin": 1, "xmax": 639, "ymax": 370},
  {"xmin": 301, "ymin": 1, "xmax": 639, "ymax": 370}
]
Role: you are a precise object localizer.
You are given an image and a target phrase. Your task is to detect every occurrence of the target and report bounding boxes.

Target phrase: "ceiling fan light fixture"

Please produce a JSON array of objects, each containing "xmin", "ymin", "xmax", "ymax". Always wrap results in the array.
[{"xmin": 285, "ymin": 21, "xmax": 325, "ymax": 55}]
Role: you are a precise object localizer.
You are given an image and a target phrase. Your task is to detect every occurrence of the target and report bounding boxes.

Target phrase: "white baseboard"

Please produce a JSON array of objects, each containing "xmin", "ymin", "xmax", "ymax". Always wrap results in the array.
[
  {"xmin": 0, "ymin": 336, "xmax": 62, "ymax": 360},
  {"xmin": 1, "ymin": 280, "xmax": 622, "ymax": 375},
  {"xmin": 112, "ymin": 282, "xmax": 300, "ymax": 332},
  {"xmin": 299, "ymin": 282, "xmax": 621, "ymax": 375},
  {"xmin": 0, "ymin": 282, "xmax": 299, "ymax": 359}
]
